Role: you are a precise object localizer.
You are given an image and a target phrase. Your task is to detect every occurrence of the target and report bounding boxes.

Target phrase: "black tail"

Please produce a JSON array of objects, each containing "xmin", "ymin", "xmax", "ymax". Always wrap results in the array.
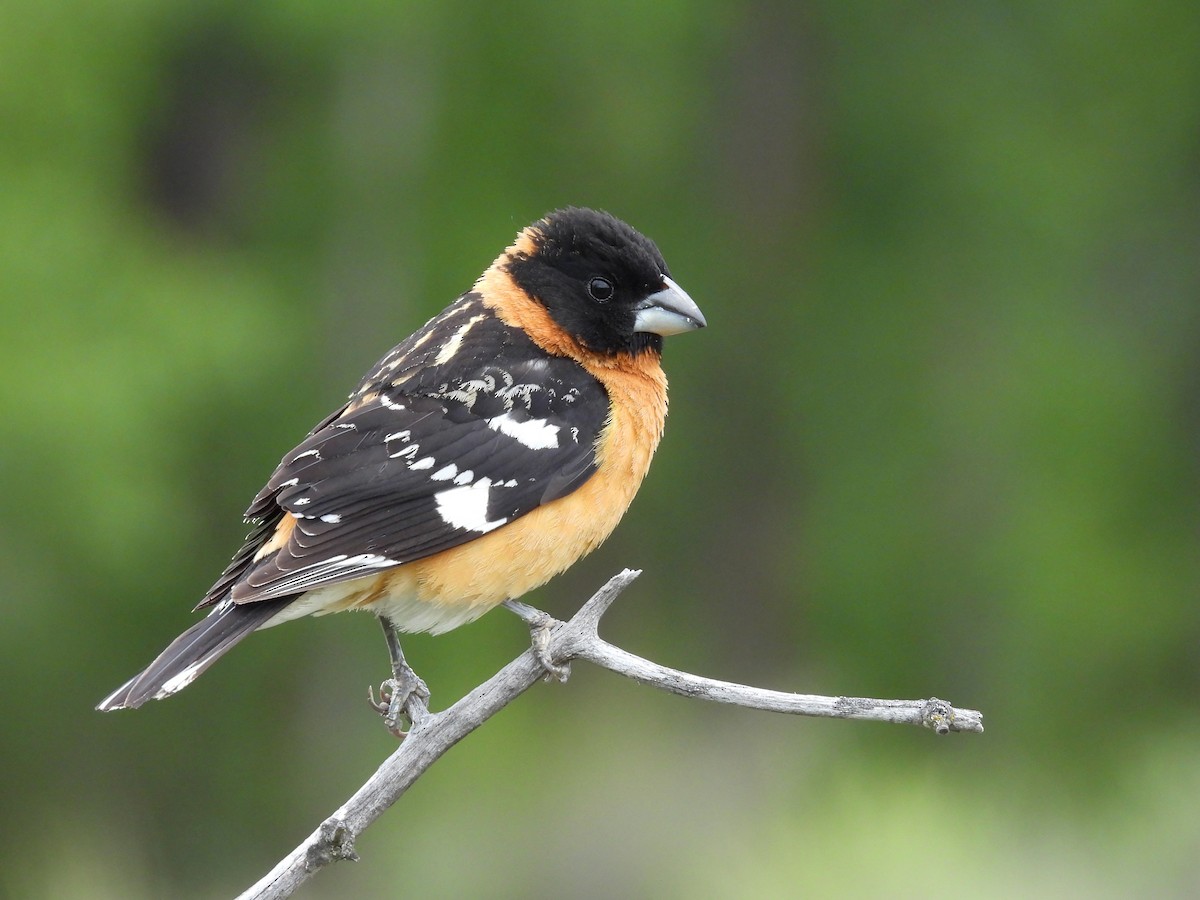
[{"xmin": 96, "ymin": 597, "xmax": 294, "ymax": 711}]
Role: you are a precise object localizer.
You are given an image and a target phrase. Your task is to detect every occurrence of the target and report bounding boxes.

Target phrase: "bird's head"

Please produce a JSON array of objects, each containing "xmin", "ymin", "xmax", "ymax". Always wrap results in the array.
[{"xmin": 505, "ymin": 207, "xmax": 706, "ymax": 356}]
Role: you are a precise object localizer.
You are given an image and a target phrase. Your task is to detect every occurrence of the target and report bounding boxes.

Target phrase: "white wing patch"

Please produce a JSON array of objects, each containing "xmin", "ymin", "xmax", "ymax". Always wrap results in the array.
[
  {"xmin": 487, "ymin": 412, "xmax": 560, "ymax": 450},
  {"xmin": 434, "ymin": 477, "xmax": 507, "ymax": 534}
]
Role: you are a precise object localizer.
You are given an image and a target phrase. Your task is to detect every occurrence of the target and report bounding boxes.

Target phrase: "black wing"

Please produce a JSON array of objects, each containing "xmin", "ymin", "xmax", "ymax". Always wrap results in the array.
[{"xmin": 199, "ymin": 297, "xmax": 608, "ymax": 608}]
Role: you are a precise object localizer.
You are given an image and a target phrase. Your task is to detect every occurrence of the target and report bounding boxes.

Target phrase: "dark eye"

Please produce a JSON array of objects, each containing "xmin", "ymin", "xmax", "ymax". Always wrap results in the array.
[{"xmin": 587, "ymin": 276, "xmax": 614, "ymax": 302}]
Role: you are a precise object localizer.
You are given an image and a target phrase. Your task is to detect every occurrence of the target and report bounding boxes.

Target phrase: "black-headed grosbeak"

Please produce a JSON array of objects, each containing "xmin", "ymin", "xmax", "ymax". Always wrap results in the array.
[{"xmin": 97, "ymin": 207, "xmax": 705, "ymax": 716}]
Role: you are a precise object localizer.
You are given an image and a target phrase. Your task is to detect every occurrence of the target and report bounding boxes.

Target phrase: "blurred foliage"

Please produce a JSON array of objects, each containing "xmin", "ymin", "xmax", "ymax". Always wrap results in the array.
[{"xmin": 2, "ymin": 1, "xmax": 1199, "ymax": 897}]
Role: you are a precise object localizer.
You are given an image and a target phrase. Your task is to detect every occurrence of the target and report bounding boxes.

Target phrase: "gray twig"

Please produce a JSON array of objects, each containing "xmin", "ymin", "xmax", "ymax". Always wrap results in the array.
[{"xmin": 238, "ymin": 569, "xmax": 983, "ymax": 899}]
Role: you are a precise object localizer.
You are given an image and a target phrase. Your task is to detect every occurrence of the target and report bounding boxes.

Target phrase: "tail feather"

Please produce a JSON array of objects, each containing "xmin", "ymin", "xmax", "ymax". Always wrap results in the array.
[{"xmin": 97, "ymin": 597, "xmax": 294, "ymax": 711}]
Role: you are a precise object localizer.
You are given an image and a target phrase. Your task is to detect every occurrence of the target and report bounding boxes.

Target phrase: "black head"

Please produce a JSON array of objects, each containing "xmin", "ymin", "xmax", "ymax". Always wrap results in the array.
[{"xmin": 506, "ymin": 207, "xmax": 705, "ymax": 356}]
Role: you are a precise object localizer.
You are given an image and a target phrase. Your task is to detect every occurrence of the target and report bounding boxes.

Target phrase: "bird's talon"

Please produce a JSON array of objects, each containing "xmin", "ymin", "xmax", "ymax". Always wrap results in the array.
[
  {"xmin": 529, "ymin": 619, "xmax": 570, "ymax": 682},
  {"xmin": 367, "ymin": 683, "xmax": 389, "ymax": 715},
  {"xmin": 502, "ymin": 600, "xmax": 572, "ymax": 682},
  {"xmin": 369, "ymin": 672, "xmax": 430, "ymax": 739}
]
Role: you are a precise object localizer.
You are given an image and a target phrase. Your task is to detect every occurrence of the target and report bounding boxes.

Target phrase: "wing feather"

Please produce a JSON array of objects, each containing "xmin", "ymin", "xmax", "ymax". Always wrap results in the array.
[{"xmin": 199, "ymin": 301, "xmax": 609, "ymax": 609}]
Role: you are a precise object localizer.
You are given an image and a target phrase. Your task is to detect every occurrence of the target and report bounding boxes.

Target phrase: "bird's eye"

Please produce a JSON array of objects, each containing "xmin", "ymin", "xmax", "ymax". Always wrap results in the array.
[{"xmin": 587, "ymin": 277, "xmax": 614, "ymax": 302}]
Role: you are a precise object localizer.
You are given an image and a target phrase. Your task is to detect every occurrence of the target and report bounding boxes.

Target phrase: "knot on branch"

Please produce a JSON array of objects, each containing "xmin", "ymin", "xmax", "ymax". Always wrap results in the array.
[
  {"xmin": 305, "ymin": 819, "xmax": 359, "ymax": 871},
  {"xmin": 921, "ymin": 697, "xmax": 984, "ymax": 734}
]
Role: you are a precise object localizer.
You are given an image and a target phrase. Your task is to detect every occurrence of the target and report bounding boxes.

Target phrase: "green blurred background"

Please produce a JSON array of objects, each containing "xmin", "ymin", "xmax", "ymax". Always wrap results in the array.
[{"xmin": 3, "ymin": 1, "xmax": 1199, "ymax": 897}]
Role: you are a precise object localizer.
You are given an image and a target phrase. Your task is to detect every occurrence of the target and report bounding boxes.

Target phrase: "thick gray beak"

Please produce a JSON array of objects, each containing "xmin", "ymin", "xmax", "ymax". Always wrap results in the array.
[{"xmin": 633, "ymin": 275, "xmax": 706, "ymax": 336}]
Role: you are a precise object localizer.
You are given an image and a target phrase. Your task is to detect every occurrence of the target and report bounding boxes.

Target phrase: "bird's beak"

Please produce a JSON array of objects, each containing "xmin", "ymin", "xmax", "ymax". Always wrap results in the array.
[{"xmin": 633, "ymin": 275, "xmax": 707, "ymax": 336}]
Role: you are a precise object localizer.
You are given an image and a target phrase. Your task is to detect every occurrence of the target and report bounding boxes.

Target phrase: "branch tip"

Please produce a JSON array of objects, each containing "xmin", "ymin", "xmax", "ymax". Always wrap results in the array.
[
  {"xmin": 922, "ymin": 697, "xmax": 984, "ymax": 734},
  {"xmin": 573, "ymin": 568, "xmax": 640, "ymax": 627}
]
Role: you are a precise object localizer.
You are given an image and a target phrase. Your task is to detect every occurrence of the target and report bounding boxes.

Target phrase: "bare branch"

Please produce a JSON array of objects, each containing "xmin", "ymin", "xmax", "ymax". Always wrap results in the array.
[{"xmin": 238, "ymin": 570, "xmax": 983, "ymax": 899}]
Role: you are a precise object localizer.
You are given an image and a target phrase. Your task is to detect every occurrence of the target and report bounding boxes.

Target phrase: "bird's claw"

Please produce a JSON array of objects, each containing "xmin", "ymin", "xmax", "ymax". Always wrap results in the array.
[
  {"xmin": 529, "ymin": 620, "xmax": 571, "ymax": 682},
  {"xmin": 368, "ymin": 670, "xmax": 430, "ymax": 739},
  {"xmin": 502, "ymin": 599, "xmax": 571, "ymax": 682}
]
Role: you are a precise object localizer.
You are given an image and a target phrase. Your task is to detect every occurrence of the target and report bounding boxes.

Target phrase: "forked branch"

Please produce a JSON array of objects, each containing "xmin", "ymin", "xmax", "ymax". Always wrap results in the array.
[{"xmin": 239, "ymin": 569, "xmax": 983, "ymax": 899}]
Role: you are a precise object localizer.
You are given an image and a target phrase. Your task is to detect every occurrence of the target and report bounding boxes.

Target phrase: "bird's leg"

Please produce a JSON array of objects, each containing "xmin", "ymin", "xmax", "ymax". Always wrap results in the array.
[
  {"xmin": 367, "ymin": 615, "xmax": 431, "ymax": 738},
  {"xmin": 502, "ymin": 599, "xmax": 570, "ymax": 682}
]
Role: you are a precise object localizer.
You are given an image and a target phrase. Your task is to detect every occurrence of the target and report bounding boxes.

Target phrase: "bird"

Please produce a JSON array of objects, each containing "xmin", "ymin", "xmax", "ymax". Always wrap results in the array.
[{"xmin": 96, "ymin": 206, "xmax": 705, "ymax": 728}]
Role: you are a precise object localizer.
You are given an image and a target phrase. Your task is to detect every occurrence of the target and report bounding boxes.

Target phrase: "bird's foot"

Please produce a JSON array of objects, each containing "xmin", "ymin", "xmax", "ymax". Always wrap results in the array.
[
  {"xmin": 502, "ymin": 599, "xmax": 571, "ymax": 682},
  {"xmin": 368, "ymin": 666, "xmax": 430, "ymax": 739}
]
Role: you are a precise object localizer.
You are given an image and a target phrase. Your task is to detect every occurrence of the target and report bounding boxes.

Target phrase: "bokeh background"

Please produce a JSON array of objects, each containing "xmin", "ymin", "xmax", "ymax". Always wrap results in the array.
[{"xmin": 4, "ymin": 2, "xmax": 1199, "ymax": 897}]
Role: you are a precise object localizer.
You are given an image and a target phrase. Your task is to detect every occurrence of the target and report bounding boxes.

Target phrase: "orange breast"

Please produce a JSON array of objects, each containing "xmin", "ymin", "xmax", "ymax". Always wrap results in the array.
[{"xmin": 388, "ymin": 360, "xmax": 666, "ymax": 615}]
